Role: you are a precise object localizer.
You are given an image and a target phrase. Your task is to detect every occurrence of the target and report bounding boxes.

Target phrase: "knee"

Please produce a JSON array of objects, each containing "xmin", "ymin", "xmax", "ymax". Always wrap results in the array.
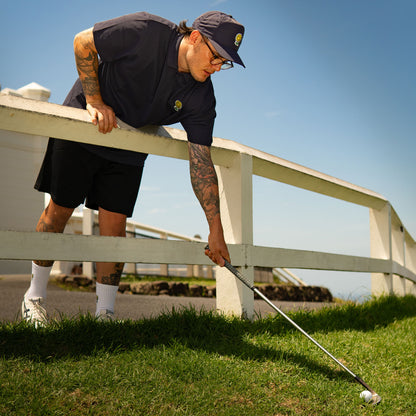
[
  {"xmin": 45, "ymin": 200, "xmax": 74, "ymax": 219},
  {"xmin": 37, "ymin": 200, "xmax": 73, "ymax": 233}
]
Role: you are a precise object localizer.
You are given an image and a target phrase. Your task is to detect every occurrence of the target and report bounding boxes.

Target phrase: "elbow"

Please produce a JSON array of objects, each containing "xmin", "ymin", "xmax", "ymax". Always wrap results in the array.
[
  {"xmin": 73, "ymin": 33, "xmax": 80, "ymax": 51},
  {"xmin": 73, "ymin": 27, "xmax": 95, "ymax": 53},
  {"xmin": 73, "ymin": 31, "xmax": 85, "ymax": 54}
]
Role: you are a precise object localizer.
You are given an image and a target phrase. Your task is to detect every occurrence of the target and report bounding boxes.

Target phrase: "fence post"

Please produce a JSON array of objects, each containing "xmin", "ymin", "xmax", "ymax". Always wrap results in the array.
[
  {"xmin": 391, "ymin": 211, "xmax": 406, "ymax": 295},
  {"xmin": 215, "ymin": 152, "xmax": 254, "ymax": 319},
  {"xmin": 124, "ymin": 223, "xmax": 136, "ymax": 275},
  {"xmin": 404, "ymin": 232, "xmax": 416, "ymax": 295},
  {"xmin": 159, "ymin": 232, "xmax": 169, "ymax": 276},
  {"xmin": 82, "ymin": 208, "xmax": 94, "ymax": 278},
  {"xmin": 370, "ymin": 203, "xmax": 416, "ymax": 296},
  {"xmin": 370, "ymin": 203, "xmax": 393, "ymax": 295}
]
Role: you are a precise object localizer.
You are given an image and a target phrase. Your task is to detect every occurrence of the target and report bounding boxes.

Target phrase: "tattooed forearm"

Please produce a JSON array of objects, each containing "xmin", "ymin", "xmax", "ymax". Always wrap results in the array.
[
  {"xmin": 75, "ymin": 53, "xmax": 100, "ymax": 96},
  {"xmin": 73, "ymin": 28, "xmax": 101, "ymax": 100},
  {"xmin": 188, "ymin": 142, "xmax": 220, "ymax": 224}
]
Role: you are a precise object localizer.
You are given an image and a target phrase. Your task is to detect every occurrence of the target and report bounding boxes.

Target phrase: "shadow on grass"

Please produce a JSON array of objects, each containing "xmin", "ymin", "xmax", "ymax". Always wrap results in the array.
[
  {"xmin": 0, "ymin": 295, "xmax": 415, "ymax": 382},
  {"xmin": 263, "ymin": 294, "xmax": 416, "ymax": 334}
]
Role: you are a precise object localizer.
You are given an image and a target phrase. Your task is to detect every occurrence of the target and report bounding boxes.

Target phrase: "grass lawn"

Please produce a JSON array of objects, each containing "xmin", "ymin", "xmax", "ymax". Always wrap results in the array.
[
  {"xmin": 120, "ymin": 275, "xmax": 217, "ymax": 286},
  {"xmin": 1, "ymin": 295, "xmax": 415, "ymax": 415}
]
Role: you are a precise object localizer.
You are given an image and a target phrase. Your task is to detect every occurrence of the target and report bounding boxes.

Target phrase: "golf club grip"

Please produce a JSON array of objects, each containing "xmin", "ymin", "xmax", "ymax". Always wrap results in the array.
[
  {"xmin": 203, "ymin": 245, "xmax": 254, "ymax": 289},
  {"xmin": 224, "ymin": 261, "xmax": 254, "ymax": 290}
]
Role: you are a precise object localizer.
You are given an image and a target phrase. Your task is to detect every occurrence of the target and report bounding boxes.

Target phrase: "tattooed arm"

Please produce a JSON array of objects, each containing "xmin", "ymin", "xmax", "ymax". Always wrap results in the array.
[
  {"xmin": 73, "ymin": 28, "xmax": 117, "ymax": 133},
  {"xmin": 188, "ymin": 142, "xmax": 230, "ymax": 266}
]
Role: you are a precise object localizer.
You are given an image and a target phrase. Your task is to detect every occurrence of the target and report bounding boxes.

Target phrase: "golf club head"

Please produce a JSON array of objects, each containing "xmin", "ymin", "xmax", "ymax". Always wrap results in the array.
[{"xmin": 370, "ymin": 393, "xmax": 382, "ymax": 405}]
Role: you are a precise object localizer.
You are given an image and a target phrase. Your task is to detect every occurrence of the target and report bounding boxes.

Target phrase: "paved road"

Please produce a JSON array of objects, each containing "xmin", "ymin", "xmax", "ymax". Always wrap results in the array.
[{"xmin": 0, "ymin": 275, "xmax": 335, "ymax": 323}]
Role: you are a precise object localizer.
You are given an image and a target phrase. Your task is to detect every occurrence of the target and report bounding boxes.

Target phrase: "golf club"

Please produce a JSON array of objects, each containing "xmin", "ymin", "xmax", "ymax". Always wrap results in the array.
[{"xmin": 206, "ymin": 246, "xmax": 381, "ymax": 405}]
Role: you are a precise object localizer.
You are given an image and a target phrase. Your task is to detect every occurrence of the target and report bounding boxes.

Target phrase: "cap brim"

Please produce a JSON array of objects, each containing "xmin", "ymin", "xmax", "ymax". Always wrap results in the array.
[{"xmin": 210, "ymin": 39, "xmax": 246, "ymax": 68}]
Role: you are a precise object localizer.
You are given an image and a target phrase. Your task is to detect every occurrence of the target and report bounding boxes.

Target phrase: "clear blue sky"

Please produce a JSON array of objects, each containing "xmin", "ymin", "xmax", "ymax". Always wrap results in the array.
[{"xmin": 1, "ymin": 0, "xmax": 415, "ymax": 299}]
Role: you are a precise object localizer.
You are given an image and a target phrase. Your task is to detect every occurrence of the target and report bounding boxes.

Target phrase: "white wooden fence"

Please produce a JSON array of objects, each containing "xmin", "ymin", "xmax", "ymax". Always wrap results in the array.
[
  {"xmin": 1, "ymin": 94, "xmax": 415, "ymax": 319},
  {"xmin": 63, "ymin": 210, "xmax": 213, "ymax": 278}
]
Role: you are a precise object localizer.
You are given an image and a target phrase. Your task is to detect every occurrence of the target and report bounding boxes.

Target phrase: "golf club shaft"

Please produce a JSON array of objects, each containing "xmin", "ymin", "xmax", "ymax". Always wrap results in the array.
[{"xmin": 223, "ymin": 259, "xmax": 376, "ymax": 394}]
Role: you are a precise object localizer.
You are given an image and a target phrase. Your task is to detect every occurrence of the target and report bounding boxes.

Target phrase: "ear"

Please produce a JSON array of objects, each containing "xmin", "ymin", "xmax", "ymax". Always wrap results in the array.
[{"xmin": 189, "ymin": 30, "xmax": 202, "ymax": 45}]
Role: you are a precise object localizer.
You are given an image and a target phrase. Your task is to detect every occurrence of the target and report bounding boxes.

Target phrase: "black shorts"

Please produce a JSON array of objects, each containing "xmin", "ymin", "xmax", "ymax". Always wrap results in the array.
[{"xmin": 35, "ymin": 139, "xmax": 143, "ymax": 217}]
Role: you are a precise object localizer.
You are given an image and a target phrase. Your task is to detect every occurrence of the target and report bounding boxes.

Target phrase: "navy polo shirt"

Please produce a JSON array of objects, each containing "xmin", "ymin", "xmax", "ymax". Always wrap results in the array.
[{"xmin": 63, "ymin": 12, "xmax": 216, "ymax": 166}]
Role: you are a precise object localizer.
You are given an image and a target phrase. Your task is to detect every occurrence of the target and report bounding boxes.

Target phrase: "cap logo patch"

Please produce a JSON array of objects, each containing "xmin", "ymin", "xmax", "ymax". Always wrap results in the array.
[
  {"xmin": 234, "ymin": 33, "xmax": 243, "ymax": 47},
  {"xmin": 174, "ymin": 100, "xmax": 182, "ymax": 112}
]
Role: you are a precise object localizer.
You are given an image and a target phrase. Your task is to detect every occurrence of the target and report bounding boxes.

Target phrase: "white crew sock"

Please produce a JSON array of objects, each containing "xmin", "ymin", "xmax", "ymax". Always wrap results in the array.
[
  {"xmin": 95, "ymin": 282, "xmax": 119, "ymax": 316},
  {"xmin": 25, "ymin": 262, "xmax": 52, "ymax": 300}
]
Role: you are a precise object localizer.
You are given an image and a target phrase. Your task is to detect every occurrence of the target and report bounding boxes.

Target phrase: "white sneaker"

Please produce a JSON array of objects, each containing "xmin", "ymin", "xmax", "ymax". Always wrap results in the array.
[
  {"xmin": 96, "ymin": 309, "xmax": 115, "ymax": 321},
  {"xmin": 22, "ymin": 295, "xmax": 48, "ymax": 328}
]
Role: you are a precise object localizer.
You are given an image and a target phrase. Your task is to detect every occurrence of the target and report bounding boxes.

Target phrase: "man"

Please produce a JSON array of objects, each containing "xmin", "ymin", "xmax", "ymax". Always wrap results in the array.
[{"xmin": 22, "ymin": 11, "xmax": 245, "ymax": 326}]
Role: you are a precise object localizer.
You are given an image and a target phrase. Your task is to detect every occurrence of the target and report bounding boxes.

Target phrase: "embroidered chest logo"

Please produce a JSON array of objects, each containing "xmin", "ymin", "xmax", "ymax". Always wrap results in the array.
[{"xmin": 174, "ymin": 100, "xmax": 183, "ymax": 112}]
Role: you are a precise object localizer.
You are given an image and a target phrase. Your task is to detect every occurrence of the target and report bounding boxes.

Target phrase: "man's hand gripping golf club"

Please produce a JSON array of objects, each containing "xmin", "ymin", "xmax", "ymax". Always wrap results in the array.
[{"xmin": 205, "ymin": 245, "xmax": 382, "ymax": 405}]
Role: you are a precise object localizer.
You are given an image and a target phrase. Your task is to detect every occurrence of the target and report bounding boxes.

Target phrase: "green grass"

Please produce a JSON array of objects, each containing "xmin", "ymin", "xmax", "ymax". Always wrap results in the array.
[
  {"xmin": 1, "ymin": 295, "xmax": 415, "ymax": 415},
  {"xmin": 121, "ymin": 274, "xmax": 217, "ymax": 287}
]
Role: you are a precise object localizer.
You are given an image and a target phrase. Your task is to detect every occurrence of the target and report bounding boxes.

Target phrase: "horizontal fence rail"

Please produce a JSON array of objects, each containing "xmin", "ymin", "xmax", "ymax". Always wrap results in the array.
[
  {"xmin": 1, "ymin": 94, "xmax": 415, "ymax": 318},
  {"xmin": 1, "ymin": 231, "xmax": 415, "ymax": 283}
]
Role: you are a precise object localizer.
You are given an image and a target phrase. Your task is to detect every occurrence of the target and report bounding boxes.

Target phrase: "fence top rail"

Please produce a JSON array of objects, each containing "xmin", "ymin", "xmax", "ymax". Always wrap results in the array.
[
  {"xmin": 71, "ymin": 211, "xmax": 202, "ymax": 242},
  {"xmin": 0, "ymin": 94, "xmax": 389, "ymax": 212}
]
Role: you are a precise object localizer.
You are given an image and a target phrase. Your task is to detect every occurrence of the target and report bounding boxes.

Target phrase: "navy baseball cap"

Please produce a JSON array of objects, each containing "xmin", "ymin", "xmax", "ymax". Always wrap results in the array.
[{"xmin": 192, "ymin": 11, "xmax": 245, "ymax": 68}]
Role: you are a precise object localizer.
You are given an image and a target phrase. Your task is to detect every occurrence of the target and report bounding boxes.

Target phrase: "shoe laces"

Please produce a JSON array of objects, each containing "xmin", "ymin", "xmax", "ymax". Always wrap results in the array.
[
  {"xmin": 97, "ymin": 309, "xmax": 114, "ymax": 321},
  {"xmin": 24, "ymin": 297, "xmax": 47, "ymax": 326}
]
